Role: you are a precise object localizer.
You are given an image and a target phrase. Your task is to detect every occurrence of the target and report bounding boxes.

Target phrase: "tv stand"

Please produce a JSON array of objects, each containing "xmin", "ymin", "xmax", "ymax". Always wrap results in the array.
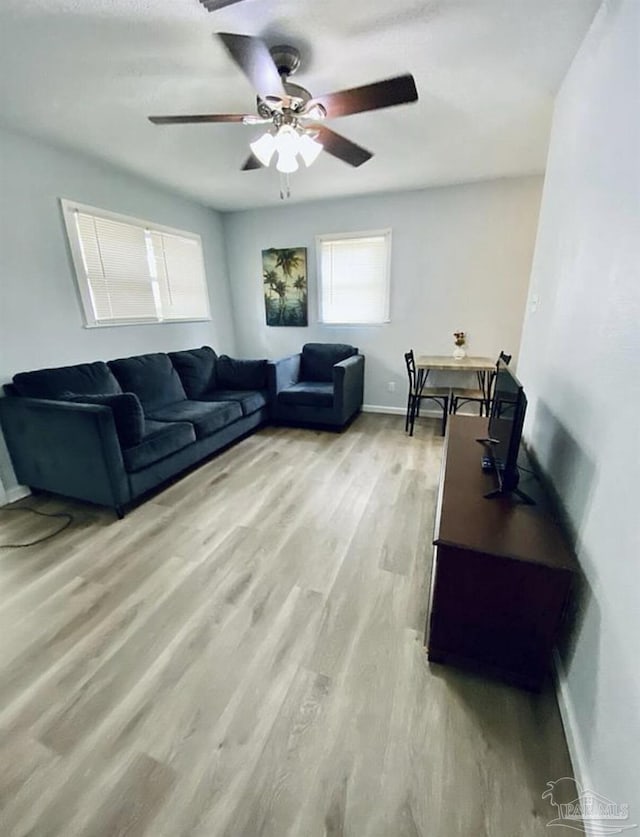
[{"xmin": 426, "ymin": 416, "xmax": 576, "ymax": 690}]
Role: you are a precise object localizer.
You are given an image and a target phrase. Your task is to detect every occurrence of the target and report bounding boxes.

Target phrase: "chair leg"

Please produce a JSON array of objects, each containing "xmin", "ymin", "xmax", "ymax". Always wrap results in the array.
[
  {"xmin": 409, "ymin": 395, "xmax": 418, "ymax": 437},
  {"xmin": 441, "ymin": 398, "xmax": 448, "ymax": 436},
  {"xmin": 405, "ymin": 393, "xmax": 412, "ymax": 432}
]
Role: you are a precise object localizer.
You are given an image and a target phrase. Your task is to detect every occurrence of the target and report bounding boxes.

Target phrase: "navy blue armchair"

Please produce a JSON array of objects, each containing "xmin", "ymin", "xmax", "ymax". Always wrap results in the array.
[{"xmin": 268, "ymin": 343, "xmax": 364, "ymax": 429}]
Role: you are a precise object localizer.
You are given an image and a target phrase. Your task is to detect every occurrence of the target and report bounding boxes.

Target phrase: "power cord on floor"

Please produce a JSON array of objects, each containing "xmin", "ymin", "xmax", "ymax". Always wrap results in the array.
[{"xmin": 0, "ymin": 506, "xmax": 73, "ymax": 548}]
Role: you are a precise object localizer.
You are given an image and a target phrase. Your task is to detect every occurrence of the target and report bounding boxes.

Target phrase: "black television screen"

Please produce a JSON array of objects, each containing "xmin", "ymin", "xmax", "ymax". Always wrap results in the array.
[{"xmin": 485, "ymin": 360, "xmax": 529, "ymax": 499}]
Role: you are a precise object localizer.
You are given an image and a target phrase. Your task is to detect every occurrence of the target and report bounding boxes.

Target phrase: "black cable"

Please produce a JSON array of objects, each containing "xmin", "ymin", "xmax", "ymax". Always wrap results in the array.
[{"xmin": 0, "ymin": 506, "xmax": 73, "ymax": 548}]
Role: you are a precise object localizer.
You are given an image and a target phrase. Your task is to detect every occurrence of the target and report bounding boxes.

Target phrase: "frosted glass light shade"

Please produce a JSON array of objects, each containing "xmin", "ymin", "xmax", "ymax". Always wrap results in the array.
[
  {"xmin": 275, "ymin": 126, "xmax": 300, "ymax": 173},
  {"xmin": 298, "ymin": 134, "xmax": 323, "ymax": 166},
  {"xmin": 276, "ymin": 151, "xmax": 299, "ymax": 173},
  {"xmin": 249, "ymin": 132, "xmax": 276, "ymax": 166}
]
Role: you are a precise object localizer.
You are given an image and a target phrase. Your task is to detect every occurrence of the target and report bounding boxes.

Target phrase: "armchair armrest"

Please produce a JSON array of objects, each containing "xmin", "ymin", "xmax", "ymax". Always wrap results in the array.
[
  {"xmin": 334, "ymin": 354, "xmax": 365, "ymax": 417},
  {"xmin": 0, "ymin": 396, "xmax": 130, "ymax": 509},
  {"xmin": 267, "ymin": 353, "xmax": 301, "ymax": 398}
]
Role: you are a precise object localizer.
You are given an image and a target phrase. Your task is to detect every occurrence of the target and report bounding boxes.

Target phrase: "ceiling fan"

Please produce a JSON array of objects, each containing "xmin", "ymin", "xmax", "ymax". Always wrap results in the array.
[{"xmin": 148, "ymin": 29, "xmax": 419, "ymax": 173}]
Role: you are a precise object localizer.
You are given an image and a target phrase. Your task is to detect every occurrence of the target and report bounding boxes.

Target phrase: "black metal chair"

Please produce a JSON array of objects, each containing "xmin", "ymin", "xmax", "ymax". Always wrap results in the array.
[
  {"xmin": 404, "ymin": 349, "xmax": 450, "ymax": 436},
  {"xmin": 450, "ymin": 350, "xmax": 512, "ymax": 417}
]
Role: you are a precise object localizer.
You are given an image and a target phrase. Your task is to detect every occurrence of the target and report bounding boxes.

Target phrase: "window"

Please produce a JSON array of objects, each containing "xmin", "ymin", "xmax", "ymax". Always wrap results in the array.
[
  {"xmin": 316, "ymin": 229, "xmax": 391, "ymax": 325},
  {"xmin": 61, "ymin": 199, "xmax": 211, "ymax": 327}
]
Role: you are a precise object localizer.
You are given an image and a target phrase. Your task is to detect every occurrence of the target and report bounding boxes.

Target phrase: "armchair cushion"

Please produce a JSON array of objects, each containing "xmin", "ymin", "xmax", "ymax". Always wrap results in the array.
[
  {"xmin": 216, "ymin": 355, "xmax": 268, "ymax": 390},
  {"xmin": 277, "ymin": 382, "xmax": 334, "ymax": 408},
  {"xmin": 61, "ymin": 392, "xmax": 145, "ymax": 448},
  {"xmin": 301, "ymin": 343, "xmax": 357, "ymax": 382},
  {"xmin": 12, "ymin": 361, "xmax": 122, "ymax": 399},
  {"xmin": 169, "ymin": 346, "xmax": 217, "ymax": 399},
  {"xmin": 108, "ymin": 353, "xmax": 187, "ymax": 413}
]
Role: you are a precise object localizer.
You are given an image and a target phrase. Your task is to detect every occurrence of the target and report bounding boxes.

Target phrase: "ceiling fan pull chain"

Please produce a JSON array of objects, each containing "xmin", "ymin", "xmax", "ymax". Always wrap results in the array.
[{"xmin": 279, "ymin": 172, "xmax": 291, "ymax": 200}]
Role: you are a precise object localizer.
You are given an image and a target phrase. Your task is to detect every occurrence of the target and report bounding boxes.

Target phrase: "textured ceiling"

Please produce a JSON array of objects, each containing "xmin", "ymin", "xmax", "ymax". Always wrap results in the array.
[{"xmin": 0, "ymin": 0, "xmax": 599, "ymax": 210}]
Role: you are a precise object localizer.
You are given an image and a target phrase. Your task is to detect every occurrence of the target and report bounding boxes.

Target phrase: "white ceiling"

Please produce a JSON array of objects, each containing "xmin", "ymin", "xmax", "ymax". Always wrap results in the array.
[{"xmin": 0, "ymin": 0, "xmax": 599, "ymax": 211}]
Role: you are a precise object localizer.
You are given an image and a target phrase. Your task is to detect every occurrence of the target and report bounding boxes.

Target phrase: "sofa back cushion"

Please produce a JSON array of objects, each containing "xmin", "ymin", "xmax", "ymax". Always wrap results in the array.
[
  {"xmin": 217, "ymin": 355, "xmax": 268, "ymax": 390},
  {"xmin": 108, "ymin": 353, "xmax": 187, "ymax": 412},
  {"xmin": 301, "ymin": 343, "xmax": 357, "ymax": 382},
  {"xmin": 12, "ymin": 361, "xmax": 122, "ymax": 399},
  {"xmin": 61, "ymin": 392, "xmax": 145, "ymax": 448},
  {"xmin": 169, "ymin": 346, "xmax": 217, "ymax": 398}
]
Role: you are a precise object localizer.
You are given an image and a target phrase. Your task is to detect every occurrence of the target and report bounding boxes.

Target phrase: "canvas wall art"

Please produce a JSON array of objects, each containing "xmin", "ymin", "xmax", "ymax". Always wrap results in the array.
[{"xmin": 262, "ymin": 247, "xmax": 308, "ymax": 327}]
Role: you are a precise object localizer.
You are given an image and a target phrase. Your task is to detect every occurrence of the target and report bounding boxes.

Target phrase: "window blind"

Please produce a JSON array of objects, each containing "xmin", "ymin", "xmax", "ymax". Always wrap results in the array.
[
  {"xmin": 150, "ymin": 231, "xmax": 210, "ymax": 321},
  {"xmin": 75, "ymin": 213, "xmax": 157, "ymax": 323},
  {"xmin": 62, "ymin": 199, "xmax": 211, "ymax": 327},
  {"xmin": 318, "ymin": 232, "xmax": 391, "ymax": 324}
]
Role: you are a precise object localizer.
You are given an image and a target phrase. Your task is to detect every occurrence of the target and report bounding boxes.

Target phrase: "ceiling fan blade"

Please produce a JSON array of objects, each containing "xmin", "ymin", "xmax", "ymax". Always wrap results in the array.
[
  {"xmin": 149, "ymin": 113, "xmax": 249, "ymax": 124},
  {"xmin": 241, "ymin": 153, "xmax": 264, "ymax": 171},
  {"xmin": 199, "ymin": 0, "xmax": 246, "ymax": 10},
  {"xmin": 307, "ymin": 74, "xmax": 418, "ymax": 119},
  {"xmin": 314, "ymin": 126, "xmax": 373, "ymax": 167},
  {"xmin": 216, "ymin": 32, "xmax": 285, "ymax": 101}
]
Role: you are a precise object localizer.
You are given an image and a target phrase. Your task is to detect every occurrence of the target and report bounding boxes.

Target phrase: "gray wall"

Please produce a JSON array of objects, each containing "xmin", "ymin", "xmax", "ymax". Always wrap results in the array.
[
  {"xmin": 518, "ymin": 0, "xmax": 639, "ymax": 824},
  {"xmin": 222, "ymin": 176, "xmax": 542, "ymax": 408},
  {"xmin": 0, "ymin": 125, "xmax": 236, "ymax": 496}
]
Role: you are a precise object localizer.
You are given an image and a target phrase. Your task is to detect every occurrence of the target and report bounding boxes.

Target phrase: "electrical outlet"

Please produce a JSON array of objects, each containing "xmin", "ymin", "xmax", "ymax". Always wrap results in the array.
[{"xmin": 388, "ymin": 381, "xmax": 396, "ymax": 393}]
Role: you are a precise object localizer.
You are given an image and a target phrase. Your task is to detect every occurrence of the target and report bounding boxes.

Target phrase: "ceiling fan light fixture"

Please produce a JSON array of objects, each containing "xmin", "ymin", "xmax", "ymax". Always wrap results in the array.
[
  {"xmin": 298, "ymin": 133, "xmax": 323, "ymax": 167},
  {"xmin": 249, "ymin": 131, "xmax": 276, "ymax": 166},
  {"xmin": 274, "ymin": 126, "xmax": 300, "ymax": 173}
]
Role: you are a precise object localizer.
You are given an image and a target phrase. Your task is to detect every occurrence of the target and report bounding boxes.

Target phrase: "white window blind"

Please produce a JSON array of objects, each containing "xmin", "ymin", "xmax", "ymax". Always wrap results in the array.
[
  {"xmin": 317, "ymin": 230, "xmax": 391, "ymax": 324},
  {"xmin": 150, "ymin": 231, "xmax": 210, "ymax": 321},
  {"xmin": 61, "ymin": 199, "xmax": 211, "ymax": 327}
]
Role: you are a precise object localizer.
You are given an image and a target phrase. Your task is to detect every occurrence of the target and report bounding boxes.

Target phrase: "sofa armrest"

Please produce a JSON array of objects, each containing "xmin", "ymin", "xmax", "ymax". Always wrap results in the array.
[
  {"xmin": 267, "ymin": 354, "xmax": 301, "ymax": 397},
  {"xmin": 334, "ymin": 354, "xmax": 365, "ymax": 417},
  {"xmin": 0, "ymin": 396, "xmax": 130, "ymax": 509}
]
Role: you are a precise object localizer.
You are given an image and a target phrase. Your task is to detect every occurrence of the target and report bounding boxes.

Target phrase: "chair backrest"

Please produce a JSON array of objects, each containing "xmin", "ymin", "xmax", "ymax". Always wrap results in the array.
[
  {"xmin": 404, "ymin": 349, "xmax": 418, "ymax": 393},
  {"xmin": 487, "ymin": 350, "xmax": 513, "ymax": 400},
  {"xmin": 301, "ymin": 343, "xmax": 357, "ymax": 382}
]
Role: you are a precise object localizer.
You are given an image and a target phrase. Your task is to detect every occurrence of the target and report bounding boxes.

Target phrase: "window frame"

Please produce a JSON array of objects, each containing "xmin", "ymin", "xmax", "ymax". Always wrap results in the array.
[
  {"xmin": 60, "ymin": 198, "xmax": 212, "ymax": 328},
  {"xmin": 315, "ymin": 228, "xmax": 392, "ymax": 326}
]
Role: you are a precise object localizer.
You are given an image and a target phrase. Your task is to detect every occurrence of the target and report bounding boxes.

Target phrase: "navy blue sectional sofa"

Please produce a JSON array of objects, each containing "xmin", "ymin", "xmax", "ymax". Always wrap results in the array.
[{"xmin": 0, "ymin": 347, "xmax": 269, "ymax": 517}]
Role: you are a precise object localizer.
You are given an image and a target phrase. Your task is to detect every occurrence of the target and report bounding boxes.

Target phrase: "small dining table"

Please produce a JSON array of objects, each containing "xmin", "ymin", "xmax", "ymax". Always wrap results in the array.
[{"xmin": 415, "ymin": 354, "xmax": 496, "ymax": 400}]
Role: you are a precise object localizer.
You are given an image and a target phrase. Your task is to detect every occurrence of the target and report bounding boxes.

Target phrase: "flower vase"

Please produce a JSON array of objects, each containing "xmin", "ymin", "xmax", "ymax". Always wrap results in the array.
[{"xmin": 453, "ymin": 345, "xmax": 466, "ymax": 360}]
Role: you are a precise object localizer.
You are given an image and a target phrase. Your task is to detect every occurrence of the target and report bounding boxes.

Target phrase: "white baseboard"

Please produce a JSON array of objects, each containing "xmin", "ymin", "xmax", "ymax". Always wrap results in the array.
[
  {"xmin": 362, "ymin": 404, "xmax": 406, "ymax": 415},
  {"xmin": 4, "ymin": 485, "xmax": 31, "ymax": 505},
  {"xmin": 362, "ymin": 404, "xmax": 443, "ymax": 417},
  {"xmin": 552, "ymin": 650, "xmax": 599, "ymax": 837}
]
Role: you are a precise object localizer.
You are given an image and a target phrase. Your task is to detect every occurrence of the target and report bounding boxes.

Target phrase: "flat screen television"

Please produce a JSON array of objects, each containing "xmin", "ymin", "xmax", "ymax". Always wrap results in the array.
[{"xmin": 479, "ymin": 359, "xmax": 533, "ymax": 504}]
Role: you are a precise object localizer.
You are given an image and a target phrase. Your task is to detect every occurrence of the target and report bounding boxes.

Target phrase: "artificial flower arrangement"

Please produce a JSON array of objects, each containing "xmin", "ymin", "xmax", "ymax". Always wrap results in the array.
[{"xmin": 453, "ymin": 330, "xmax": 466, "ymax": 347}]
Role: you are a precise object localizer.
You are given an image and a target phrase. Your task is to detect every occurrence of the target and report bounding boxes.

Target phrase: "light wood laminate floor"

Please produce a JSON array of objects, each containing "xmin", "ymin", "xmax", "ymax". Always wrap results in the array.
[{"xmin": 0, "ymin": 414, "xmax": 573, "ymax": 837}]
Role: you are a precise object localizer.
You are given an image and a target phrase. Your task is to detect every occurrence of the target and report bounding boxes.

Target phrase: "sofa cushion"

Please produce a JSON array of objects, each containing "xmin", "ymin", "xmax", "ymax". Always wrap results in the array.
[
  {"xmin": 216, "ymin": 355, "xmax": 268, "ymax": 390},
  {"xmin": 277, "ymin": 382, "xmax": 334, "ymax": 408},
  {"xmin": 199, "ymin": 389, "xmax": 268, "ymax": 417},
  {"xmin": 169, "ymin": 346, "xmax": 217, "ymax": 399},
  {"xmin": 121, "ymin": 419, "xmax": 196, "ymax": 473},
  {"xmin": 62, "ymin": 392, "xmax": 145, "ymax": 448},
  {"xmin": 12, "ymin": 361, "xmax": 122, "ymax": 399},
  {"xmin": 146, "ymin": 399, "xmax": 243, "ymax": 439},
  {"xmin": 108, "ymin": 353, "xmax": 187, "ymax": 413},
  {"xmin": 301, "ymin": 344, "xmax": 357, "ymax": 383}
]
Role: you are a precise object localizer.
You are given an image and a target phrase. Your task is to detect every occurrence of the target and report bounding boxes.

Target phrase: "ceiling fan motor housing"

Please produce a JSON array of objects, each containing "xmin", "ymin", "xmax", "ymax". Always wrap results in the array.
[{"xmin": 269, "ymin": 44, "xmax": 301, "ymax": 78}]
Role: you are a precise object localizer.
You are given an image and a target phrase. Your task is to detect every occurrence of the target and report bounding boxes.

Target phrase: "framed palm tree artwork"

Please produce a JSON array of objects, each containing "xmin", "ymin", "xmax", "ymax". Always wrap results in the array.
[{"xmin": 262, "ymin": 247, "xmax": 308, "ymax": 326}]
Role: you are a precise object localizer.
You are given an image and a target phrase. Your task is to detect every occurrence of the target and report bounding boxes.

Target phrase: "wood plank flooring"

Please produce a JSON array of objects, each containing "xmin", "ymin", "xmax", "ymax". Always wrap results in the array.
[{"xmin": 0, "ymin": 414, "xmax": 574, "ymax": 837}]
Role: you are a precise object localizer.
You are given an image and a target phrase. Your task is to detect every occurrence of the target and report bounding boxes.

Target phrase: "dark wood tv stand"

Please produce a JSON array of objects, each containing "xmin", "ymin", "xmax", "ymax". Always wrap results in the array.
[{"xmin": 425, "ymin": 415, "xmax": 577, "ymax": 690}]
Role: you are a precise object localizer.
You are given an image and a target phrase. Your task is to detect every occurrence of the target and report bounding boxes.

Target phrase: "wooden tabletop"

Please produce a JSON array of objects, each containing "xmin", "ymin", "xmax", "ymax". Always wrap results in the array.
[{"xmin": 416, "ymin": 355, "xmax": 496, "ymax": 372}]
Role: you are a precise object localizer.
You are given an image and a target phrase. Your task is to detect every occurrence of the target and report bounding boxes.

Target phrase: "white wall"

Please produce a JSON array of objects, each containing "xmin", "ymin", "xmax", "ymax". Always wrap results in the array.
[
  {"xmin": 0, "ymin": 125, "xmax": 236, "ymax": 497},
  {"xmin": 222, "ymin": 177, "xmax": 542, "ymax": 408},
  {"xmin": 518, "ymin": 0, "xmax": 639, "ymax": 823}
]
